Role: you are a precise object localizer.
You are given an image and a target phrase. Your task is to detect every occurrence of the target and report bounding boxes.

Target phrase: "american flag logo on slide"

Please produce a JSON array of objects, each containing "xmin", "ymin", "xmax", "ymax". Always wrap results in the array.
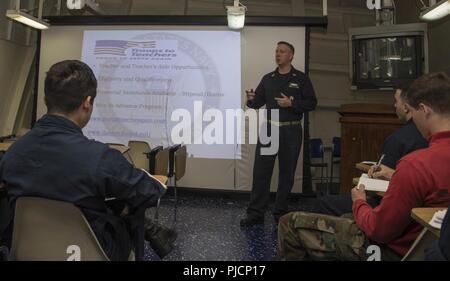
[{"xmin": 94, "ymin": 40, "xmax": 156, "ymax": 56}]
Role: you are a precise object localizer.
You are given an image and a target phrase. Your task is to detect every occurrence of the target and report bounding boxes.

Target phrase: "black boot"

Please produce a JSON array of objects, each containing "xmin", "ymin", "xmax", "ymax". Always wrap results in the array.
[
  {"xmin": 240, "ymin": 215, "xmax": 264, "ymax": 227},
  {"xmin": 144, "ymin": 221, "xmax": 177, "ymax": 259}
]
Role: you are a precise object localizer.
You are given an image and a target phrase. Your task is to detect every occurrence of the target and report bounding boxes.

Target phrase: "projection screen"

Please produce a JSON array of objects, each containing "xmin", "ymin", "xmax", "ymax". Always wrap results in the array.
[{"xmin": 37, "ymin": 24, "xmax": 307, "ymax": 192}]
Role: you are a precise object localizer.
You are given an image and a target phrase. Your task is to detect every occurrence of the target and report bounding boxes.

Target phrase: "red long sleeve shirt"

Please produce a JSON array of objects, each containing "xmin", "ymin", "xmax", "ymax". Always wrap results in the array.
[{"xmin": 353, "ymin": 131, "xmax": 450, "ymax": 256}]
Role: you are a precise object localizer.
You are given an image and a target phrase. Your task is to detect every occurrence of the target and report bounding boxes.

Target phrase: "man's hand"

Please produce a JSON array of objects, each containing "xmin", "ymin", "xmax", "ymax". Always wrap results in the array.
[
  {"xmin": 245, "ymin": 89, "xmax": 255, "ymax": 101},
  {"xmin": 368, "ymin": 164, "xmax": 394, "ymax": 180},
  {"xmin": 274, "ymin": 93, "xmax": 292, "ymax": 108},
  {"xmin": 351, "ymin": 184, "xmax": 367, "ymax": 202}
]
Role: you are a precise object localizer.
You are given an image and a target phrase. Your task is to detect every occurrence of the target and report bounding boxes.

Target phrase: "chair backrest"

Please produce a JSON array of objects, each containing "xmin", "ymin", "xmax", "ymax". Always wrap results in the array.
[
  {"xmin": 107, "ymin": 143, "xmax": 127, "ymax": 151},
  {"xmin": 332, "ymin": 137, "xmax": 341, "ymax": 158},
  {"xmin": 154, "ymin": 147, "xmax": 169, "ymax": 176},
  {"xmin": 310, "ymin": 138, "xmax": 324, "ymax": 158},
  {"xmin": 107, "ymin": 143, "xmax": 134, "ymax": 165},
  {"xmin": 10, "ymin": 197, "xmax": 109, "ymax": 261},
  {"xmin": 128, "ymin": 141, "xmax": 151, "ymax": 170},
  {"xmin": 168, "ymin": 144, "xmax": 181, "ymax": 177},
  {"xmin": 175, "ymin": 145, "xmax": 187, "ymax": 181},
  {"xmin": 123, "ymin": 151, "xmax": 135, "ymax": 165},
  {"xmin": 16, "ymin": 128, "xmax": 30, "ymax": 138}
]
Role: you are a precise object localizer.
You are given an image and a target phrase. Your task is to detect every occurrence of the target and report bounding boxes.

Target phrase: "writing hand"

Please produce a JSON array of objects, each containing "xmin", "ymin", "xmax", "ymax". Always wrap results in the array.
[{"xmin": 368, "ymin": 164, "xmax": 394, "ymax": 180}]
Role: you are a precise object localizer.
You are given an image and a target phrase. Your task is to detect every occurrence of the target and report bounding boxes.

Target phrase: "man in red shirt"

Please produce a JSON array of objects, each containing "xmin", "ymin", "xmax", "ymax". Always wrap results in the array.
[{"xmin": 277, "ymin": 72, "xmax": 450, "ymax": 261}]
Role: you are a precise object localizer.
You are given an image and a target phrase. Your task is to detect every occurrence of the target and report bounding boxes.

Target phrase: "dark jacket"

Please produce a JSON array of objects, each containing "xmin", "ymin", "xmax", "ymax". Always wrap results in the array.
[
  {"xmin": 246, "ymin": 67, "xmax": 317, "ymax": 122},
  {"xmin": 425, "ymin": 206, "xmax": 450, "ymax": 261},
  {"xmin": 380, "ymin": 119, "xmax": 428, "ymax": 169},
  {"xmin": 0, "ymin": 114, "xmax": 165, "ymax": 260}
]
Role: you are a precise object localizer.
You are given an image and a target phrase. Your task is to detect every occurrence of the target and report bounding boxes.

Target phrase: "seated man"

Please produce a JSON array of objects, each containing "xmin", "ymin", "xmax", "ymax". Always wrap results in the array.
[
  {"xmin": 315, "ymin": 83, "xmax": 428, "ymax": 216},
  {"xmin": 0, "ymin": 60, "xmax": 175, "ymax": 261},
  {"xmin": 425, "ymin": 205, "xmax": 450, "ymax": 261},
  {"xmin": 278, "ymin": 72, "xmax": 450, "ymax": 261}
]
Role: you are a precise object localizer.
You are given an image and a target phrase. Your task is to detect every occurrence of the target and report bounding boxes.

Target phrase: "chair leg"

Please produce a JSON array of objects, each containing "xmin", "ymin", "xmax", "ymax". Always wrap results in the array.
[
  {"xmin": 130, "ymin": 208, "xmax": 146, "ymax": 261},
  {"xmin": 320, "ymin": 163, "xmax": 324, "ymax": 184},
  {"xmin": 174, "ymin": 181, "xmax": 178, "ymax": 208},
  {"xmin": 135, "ymin": 223, "xmax": 144, "ymax": 261},
  {"xmin": 154, "ymin": 198, "xmax": 160, "ymax": 222},
  {"xmin": 401, "ymin": 228, "xmax": 436, "ymax": 261},
  {"xmin": 173, "ymin": 178, "xmax": 178, "ymax": 223},
  {"xmin": 329, "ymin": 155, "xmax": 334, "ymax": 192}
]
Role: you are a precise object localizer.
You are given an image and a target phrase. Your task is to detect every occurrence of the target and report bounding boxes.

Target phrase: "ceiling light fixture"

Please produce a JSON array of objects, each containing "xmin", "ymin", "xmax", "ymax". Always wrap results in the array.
[
  {"xmin": 6, "ymin": 0, "xmax": 49, "ymax": 30},
  {"xmin": 420, "ymin": 0, "xmax": 450, "ymax": 21},
  {"xmin": 226, "ymin": 0, "xmax": 247, "ymax": 30},
  {"xmin": 66, "ymin": 0, "xmax": 104, "ymax": 15}
]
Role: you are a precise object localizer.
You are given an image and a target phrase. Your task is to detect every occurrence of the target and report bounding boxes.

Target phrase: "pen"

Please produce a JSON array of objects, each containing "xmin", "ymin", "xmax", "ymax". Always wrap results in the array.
[
  {"xmin": 370, "ymin": 154, "xmax": 385, "ymax": 178},
  {"xmin": 376, "ymin": 154, "xmax": 385, "ymax": 168}
]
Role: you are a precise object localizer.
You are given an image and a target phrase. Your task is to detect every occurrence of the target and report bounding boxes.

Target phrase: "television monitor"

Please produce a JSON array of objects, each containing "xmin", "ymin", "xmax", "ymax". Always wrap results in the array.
[{"xmin": 348, "ymin": 23, "xmax": 428, "ymax": 90}]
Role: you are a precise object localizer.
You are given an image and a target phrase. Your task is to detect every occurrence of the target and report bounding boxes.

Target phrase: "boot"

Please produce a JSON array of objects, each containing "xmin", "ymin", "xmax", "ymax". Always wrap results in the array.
[
  {"xmin": 144, "ymin": 221, "xmax": 177, "ymax": 259},
  {"xmin": 240, "ymin": 215, "xmax": 264, "ymax": 227}
]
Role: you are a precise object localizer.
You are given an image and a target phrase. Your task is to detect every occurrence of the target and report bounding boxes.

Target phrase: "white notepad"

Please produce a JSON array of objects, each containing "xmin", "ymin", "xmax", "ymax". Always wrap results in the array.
[
  {"xmin": 357, "ymin": 173, "xmax": 389, "ymax": 192},
  {"xmin": 429, "ymin": 210, "xmax": 447, "ymax": 229}
]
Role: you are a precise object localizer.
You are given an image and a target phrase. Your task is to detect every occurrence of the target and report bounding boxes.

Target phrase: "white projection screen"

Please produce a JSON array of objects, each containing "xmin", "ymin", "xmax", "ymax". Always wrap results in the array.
[{"xmin": 37, "ymin": 24, "xmax": 307, "ymax": 192}]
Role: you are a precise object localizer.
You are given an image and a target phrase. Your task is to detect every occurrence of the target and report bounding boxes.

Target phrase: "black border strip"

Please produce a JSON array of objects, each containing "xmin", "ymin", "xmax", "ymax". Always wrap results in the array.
[
  {"xmin": 302, "ymin": 26, "xmax": 313, "ymax": 195},
  {"xmin": 43, "ymin": 15, "xmax": 327, "ymax": 27},
  {"xmin": 31, "ymin": 30, "xmax": 41, "ymax": 127}
]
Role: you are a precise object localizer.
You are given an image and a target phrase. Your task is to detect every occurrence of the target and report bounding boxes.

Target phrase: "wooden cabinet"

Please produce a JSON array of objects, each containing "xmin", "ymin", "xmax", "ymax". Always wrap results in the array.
[{"xmin": 339, "ymin": 103, "xmax": 404, "ymax": 194}]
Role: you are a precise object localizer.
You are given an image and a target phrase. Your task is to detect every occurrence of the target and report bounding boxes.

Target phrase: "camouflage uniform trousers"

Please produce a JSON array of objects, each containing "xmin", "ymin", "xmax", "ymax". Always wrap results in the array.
[{"xmin": 277, "ymin": 211, "xmax": 382, "ymax": 261}]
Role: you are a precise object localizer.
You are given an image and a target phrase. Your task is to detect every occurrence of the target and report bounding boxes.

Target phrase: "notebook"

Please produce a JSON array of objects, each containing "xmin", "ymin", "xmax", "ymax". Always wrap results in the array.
[
  {"xmin": 357, "ymin": 173, "xmax": 389, "ymax": 192},
  {"xmin": 429, "ymin": 209, "xmax": 447, "ymax": 229}
]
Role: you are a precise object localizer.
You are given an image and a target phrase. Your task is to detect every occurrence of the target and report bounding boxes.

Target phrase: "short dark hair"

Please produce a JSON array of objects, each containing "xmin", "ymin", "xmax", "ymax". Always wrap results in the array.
[
  {"xmin": 394, "ymin": 81, "xmax": 410, "ymax": 100},
  {"xmin": 406, "ymin": 72, "xmax": 450, "ymax": 115},
  {"xmin": 277, "ymin": 41, "xmax": 295, "ymax": 54},
  {"xmin": 44, "ymin": 60, "xmax": 97, "ymax": 113}
]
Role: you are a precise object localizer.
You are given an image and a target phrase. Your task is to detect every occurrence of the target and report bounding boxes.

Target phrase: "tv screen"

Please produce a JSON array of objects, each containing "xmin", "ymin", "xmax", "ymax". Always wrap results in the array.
[{"xmin": 352, "ymin": 35, "xmax": 424, "ymax": 89}]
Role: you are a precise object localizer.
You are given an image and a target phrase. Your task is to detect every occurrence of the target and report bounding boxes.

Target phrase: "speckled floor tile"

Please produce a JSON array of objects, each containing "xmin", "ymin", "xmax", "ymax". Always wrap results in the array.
[{"xmin": 143, "ymin": 194, "xmax": 317, "ymax": 261}]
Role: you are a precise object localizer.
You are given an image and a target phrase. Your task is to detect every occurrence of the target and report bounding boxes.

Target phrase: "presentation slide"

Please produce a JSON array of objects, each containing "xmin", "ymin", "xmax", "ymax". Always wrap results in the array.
[
  {"xmin": 38, "ymin": 25, "xmax": 306, "ymax": 190},
  {"xmin": 81, "ymin": 30, "xmax": 241, "ymax": 159}
]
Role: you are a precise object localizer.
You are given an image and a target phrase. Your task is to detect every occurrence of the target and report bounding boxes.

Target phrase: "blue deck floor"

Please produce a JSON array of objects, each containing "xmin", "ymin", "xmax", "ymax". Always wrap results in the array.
[{"xmin": 143, "ymin": 194, "xmax": 317, "ymax": 261}]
